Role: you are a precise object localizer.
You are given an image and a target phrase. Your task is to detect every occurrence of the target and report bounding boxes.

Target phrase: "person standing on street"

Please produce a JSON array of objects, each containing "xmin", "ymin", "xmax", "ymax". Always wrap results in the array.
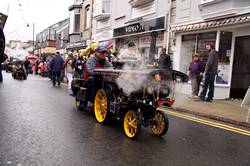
[
  {"xmin": 199, "ymin": 44, "xmax": 219, "ymax": 102},
  {"xmin": 188, "ymin": 53, "xmax": 205, "ymax": 99},
  {"xmin": 64, "ymin": 52, "xmax": 74, "ymax": 94},
  {"xmin": 23, "ymin": 58, "xmax": 30, "ymax": 76},
  {"xmin": 158, "ymin": 48, "xmax": 171, "ymax": 69},
  {"xmin": 50, "ymin": 52, "xmax": 64, "ymax": 86}
]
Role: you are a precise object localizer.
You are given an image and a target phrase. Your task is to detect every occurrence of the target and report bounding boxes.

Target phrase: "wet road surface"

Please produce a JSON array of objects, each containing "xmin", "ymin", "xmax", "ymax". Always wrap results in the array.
[{"xmin": 0, "ymin": 72, "xmax": 250, "ymax": 166}]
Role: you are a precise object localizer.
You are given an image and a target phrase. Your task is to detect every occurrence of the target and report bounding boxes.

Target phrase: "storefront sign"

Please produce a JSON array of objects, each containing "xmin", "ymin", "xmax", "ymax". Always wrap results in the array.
[
  {"xmin": 66, "ymin": 41, "xmax": 86, "ymax": 49},
  {"xmin": 114, "ymin": 16, "xmax": 165, "ymax": 38}
]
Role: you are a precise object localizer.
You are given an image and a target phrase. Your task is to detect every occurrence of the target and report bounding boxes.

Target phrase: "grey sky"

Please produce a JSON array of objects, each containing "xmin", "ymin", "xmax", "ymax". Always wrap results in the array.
[{"xmin": 0, "ymin": 0, "xmax": 72, "ymax": 42}]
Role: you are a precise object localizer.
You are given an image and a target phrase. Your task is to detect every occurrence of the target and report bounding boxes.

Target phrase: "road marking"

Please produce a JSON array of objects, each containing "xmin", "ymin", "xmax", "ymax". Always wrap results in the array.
[{"xmin": 161, "ymin": 109, "xmax": 250, "ymax": 136}]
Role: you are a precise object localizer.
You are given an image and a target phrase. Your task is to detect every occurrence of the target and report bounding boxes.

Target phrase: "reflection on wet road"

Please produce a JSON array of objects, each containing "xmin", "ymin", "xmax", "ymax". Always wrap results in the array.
[{"xmin": 0, "ymin": 73, "xmax": 249, "ymax": 166}]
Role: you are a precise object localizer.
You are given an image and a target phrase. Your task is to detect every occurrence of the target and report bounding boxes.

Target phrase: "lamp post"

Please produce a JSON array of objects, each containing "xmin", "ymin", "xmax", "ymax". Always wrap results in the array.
[{"xmin": 27, "ymin": 23, "xmax": 35, "ymax": 55}]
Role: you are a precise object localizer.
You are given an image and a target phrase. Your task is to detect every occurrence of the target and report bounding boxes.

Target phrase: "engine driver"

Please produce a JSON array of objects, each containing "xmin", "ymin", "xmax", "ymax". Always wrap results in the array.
[{"xmin": 83, "ymin": 45, "xmax": 113, "ymax": 106}]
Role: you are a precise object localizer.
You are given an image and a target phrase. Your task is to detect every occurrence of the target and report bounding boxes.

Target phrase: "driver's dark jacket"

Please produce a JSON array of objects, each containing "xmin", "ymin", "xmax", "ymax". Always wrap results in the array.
[{"xmin": 84, "ymin": 56, "xmax": 112, "ymax": 80}]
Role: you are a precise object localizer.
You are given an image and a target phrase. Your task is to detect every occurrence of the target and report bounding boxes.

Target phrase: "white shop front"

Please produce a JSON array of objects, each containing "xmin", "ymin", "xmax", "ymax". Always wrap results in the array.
[{"xmin": 172, "ymin": 14, "xmax": 250, "ymax": 99}]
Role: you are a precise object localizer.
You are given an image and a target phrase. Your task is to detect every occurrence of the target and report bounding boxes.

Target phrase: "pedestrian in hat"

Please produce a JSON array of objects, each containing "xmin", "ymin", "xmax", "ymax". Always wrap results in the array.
[
  {"xmin": 50, "ymin": 52, "xmax": 64, "ymax": 86},
  {"xmin": 188, "ymin": 53, "xmax": 205, "ymax": 99},
  {"xmin": 83, "ymin": 45, "xmax": 113, "ymax": 108}
]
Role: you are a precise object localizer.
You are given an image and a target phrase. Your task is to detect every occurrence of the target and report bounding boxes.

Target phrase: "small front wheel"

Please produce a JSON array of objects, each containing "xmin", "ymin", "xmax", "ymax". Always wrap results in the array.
[
  {"xmin": 75, "ymin": 98, "xmax": 82, "ymax": 111},
  {"xmin": 75, "ymin": 89, "xmax": 87, "ymax": 111},
  {"xmin": 71, "ymin": 80, "xmax": 78, "ymax": 96},
  {"xmin": 150, "ymin": 111, "xmax": 169, "ymax": 136},
  {"xmin": 123, "ymin": 111, "xmax": 140, "ymax": 139}
]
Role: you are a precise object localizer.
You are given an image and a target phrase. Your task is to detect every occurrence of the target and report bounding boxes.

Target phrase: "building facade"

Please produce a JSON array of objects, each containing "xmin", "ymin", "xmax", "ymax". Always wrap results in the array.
[
  {"xmin": 92, "ymin": 0, "xmax": 113, "ymax": 43},
  {"xmin": 111, "ymin": 0, "xmax": 170, "ymax": 60},
  {"xmin": 81, "ymin": 0, "xmax": 94, "ymax": 45},
  {"xmin": 67, "ymin": 0, "xmax": 87, "ymax": 52},
  {"xmin": 171, "ymin": 0, "xmax": 250, "ymax": 99},
  {"xmin": 35, "ymin": 19, "xmax": 69, "ymax": 57},
  {"xmin": 56, "ymin": 19, "xmax": 70, "ymax": 55}
]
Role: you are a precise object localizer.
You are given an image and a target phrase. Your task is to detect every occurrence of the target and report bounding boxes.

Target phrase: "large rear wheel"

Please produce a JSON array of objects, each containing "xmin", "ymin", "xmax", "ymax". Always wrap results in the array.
[
  {"xmin": 123, "ymin": 111, "xmax": 140, "ymax": 139},
  {"xmin": 150, "ymin": 111, "xmax": 169, "ymax": 136},
  {"xmin": 94, "ymin": 89, "xmax": 109, "ymax": 123}
]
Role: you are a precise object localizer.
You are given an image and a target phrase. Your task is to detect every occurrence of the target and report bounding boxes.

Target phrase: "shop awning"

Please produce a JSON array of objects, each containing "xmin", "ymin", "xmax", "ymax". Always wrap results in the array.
[{"xmin": 171, "ymin": 14, "xmax": 250, "ymax": 33}]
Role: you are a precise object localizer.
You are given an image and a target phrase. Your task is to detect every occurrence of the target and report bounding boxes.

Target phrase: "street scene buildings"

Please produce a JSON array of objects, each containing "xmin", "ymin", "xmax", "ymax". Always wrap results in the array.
[{"xmin": 34, "ymin": 0, "xmax": 250, "ymax": 99}]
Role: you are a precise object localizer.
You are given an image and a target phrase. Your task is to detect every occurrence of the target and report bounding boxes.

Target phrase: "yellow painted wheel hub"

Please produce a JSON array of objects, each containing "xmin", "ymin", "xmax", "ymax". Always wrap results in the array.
[
  {"xmin": 151, "ymin": 111, "xmax": 166, "ymax": 136},
  {"xmin": 124, "ymin": 111, "xmax": 138, "ymax": 138},
  {"xmin": 94, "ymin": 89, "xmax": 108, "ymax": 123},
  {"xmin": 75, "ymin": 100, "xmax": 80, "ymax": 109}
]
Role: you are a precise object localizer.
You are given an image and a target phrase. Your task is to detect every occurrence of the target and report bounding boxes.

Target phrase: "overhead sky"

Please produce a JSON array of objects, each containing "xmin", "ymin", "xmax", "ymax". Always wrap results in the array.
[{"xmin": 0, "ymin": 0, "xmax": 72, "ymax": 42}]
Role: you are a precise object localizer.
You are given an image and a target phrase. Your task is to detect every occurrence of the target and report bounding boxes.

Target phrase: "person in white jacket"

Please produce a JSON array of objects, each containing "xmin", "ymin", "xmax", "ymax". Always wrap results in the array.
[
  {"xmin": 119, "ymin": 41, "xmax": 140, "ymax": 61},
  {"xmin": 65, "ymin": 52, "xmax": 74, "ymax": 95}
]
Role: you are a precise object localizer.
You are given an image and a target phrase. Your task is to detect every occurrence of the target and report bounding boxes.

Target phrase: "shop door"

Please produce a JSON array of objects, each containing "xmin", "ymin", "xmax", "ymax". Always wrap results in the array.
[{"xmin": 230, "ymin": 36, "xmax": 250, "ymax": 98}]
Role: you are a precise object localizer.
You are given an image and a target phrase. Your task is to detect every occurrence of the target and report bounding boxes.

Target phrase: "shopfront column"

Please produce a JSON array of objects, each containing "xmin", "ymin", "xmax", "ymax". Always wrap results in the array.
[{"xmin": 216, "ymin": 30, "xmax": 221, "ymax": 51}]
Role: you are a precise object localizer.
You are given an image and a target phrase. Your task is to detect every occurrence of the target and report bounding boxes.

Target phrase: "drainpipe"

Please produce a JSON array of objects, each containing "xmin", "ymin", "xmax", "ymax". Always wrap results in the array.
[{"xmin": 166, "ymin": 0, "xmax": 172, "ymax": 54}]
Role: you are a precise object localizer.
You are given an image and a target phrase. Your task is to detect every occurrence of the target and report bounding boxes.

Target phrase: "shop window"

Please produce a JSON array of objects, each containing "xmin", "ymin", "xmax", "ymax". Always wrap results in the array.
[
  {"xmin": 95, "ymin": 0, "xmax": 111, "ymax": 15},
  {"xmin": 217, "ymin": 31, "xmax": 232, "ymax": 84},
  {"xmin": 197, "ymin": 32, "xmax": 216, "ymax": 62},
  {"xmin": 219, "ymin": 31, "xmax": 232, "ymax": 64},
  {"xmin": 180, "ymin": 34, "xmax": 197, "ymax": 73},
  {"xmin": 181, "ymin": 31, "xmax": 232, "ymax": 85}
]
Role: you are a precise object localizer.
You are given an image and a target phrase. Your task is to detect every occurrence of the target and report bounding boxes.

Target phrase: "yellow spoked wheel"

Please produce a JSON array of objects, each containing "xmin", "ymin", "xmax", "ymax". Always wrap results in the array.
[
  {"xmin": 75, "ymin": 99, "xmax": 81, "ymax": 110},
  {"xmin": 124, "ymin": 111, "xmax": 140, "ymax": 139},
  {"xmin": 94, "ymin": 89, "xmax": 109, "ymax": 123},
  {"xmin": 151, "ymin": 111, "xmax": 169, "ymax": 136}
]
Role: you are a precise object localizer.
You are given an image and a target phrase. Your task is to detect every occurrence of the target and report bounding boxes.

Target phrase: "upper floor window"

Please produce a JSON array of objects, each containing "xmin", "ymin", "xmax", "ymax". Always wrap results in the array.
[
  {"xmin": 201, "ymin": 0, "xmax": 214, "ymax": 4},
  {"xmin": 131, "ymin": 1, "xmax": 155, "ymax": 19},
  {"xmin": 95, "ymin": 0, "xmax": 111, "ymax": 15},
  {"xmin": 85, "ymin": 5, "xmax": 91, "ymax": 29},
  {"xmin": 74, "ymin": 0, "xmax": 82, "ymax": 5},
  {"xmin": 69, "ymin": 8, "xmax": 81, "ymax": 33},
  {"xmin": 200, "ymin": 0, "xmax": 223, "ymax": 5},
  {"xmin": 128, "ymin": 0, "xmax": 154, "ymax": 8},
  {"xmin": 74, "ymin": 9, "xmax": 81, "ymax": 32}
]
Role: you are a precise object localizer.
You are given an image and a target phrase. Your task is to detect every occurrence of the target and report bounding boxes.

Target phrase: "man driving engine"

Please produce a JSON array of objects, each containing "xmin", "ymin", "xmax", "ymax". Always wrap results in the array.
[{"xmin": 83, "ymin": 44, "xmax": 113, "ymax": 107}]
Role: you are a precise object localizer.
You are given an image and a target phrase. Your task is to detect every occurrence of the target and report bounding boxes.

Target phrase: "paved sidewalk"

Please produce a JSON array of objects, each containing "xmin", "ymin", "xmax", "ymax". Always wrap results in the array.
[{"xmin": 170, "ymin": 94, "xmax": 250, "ymax": 128}]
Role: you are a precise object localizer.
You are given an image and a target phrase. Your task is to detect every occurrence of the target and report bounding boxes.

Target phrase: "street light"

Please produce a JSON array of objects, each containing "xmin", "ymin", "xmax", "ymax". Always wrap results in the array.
[{"xmin": 27, "ymin": 23, "xmax": 35, "ymax": 55}]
